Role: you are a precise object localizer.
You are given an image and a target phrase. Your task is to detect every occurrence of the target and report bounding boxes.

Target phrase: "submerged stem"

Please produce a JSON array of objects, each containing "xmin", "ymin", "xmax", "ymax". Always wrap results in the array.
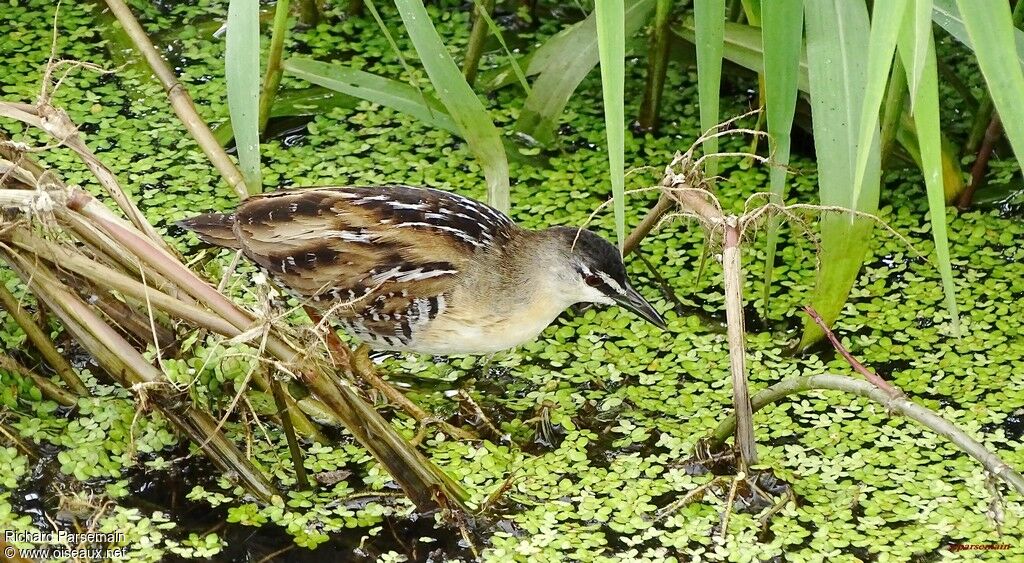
[{"xmin": 708, "ymin": 374, "xmax": 1024, "ymax": 495}]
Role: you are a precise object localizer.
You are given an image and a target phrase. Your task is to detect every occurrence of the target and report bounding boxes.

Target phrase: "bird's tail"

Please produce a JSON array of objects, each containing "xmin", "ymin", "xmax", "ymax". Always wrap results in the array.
[{"xmin": 176, "ymin": 213, "xmax": 241, "ymax": 249}]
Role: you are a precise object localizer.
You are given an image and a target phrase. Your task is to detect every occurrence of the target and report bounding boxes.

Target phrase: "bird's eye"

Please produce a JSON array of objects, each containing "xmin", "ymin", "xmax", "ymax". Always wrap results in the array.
[{"xmin": 584, "ymin": 274, "xmax": 602, "ymax": 287}]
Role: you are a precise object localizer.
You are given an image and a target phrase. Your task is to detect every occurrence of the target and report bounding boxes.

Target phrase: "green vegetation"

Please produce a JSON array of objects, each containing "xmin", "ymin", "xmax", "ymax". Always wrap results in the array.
[{"xmin": 0, "ymin": 0, "xmax": 1022, "ymax": 561}]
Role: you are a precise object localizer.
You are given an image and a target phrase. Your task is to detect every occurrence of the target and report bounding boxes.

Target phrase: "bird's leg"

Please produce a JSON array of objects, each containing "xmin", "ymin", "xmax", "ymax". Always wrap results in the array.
[
  {"xmin": 351, "ymin": 344, "xmax": 479, "ymax": 442},
  {"xmin": 304, "ymin": 305, "xmax": 478, "ymax": 441}
]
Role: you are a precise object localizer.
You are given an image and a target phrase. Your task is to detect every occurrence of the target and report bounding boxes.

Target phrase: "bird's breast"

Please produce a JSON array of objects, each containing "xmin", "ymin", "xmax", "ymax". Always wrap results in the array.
[{"xmin": 406, "ymin": 292, "xmax": 568, "ymax": 355}]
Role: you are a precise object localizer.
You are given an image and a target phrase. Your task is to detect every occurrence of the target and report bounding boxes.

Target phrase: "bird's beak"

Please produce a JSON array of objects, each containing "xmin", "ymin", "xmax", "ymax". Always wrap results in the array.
[{"xmin": 612, "ymin": 285, "xmax": 667, "ymax": 330}]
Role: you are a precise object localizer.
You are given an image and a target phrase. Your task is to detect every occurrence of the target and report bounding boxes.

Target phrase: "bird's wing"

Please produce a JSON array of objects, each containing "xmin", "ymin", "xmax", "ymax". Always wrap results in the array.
[{"xmin": 232, "ymin": 186, "xmax": 516, "ymax": 337}]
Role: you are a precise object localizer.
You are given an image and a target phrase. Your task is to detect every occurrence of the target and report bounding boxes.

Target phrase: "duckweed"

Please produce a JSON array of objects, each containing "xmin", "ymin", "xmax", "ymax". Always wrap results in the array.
[{"xmin": 0, "ymin": 0, "xmax": 1021, "ymax": 561}]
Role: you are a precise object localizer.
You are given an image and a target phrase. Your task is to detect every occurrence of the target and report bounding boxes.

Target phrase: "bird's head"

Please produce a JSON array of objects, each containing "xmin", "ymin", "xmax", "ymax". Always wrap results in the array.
[{"xmin": 544, "ymin": 226, "xmax": 667, "ymax": 330}]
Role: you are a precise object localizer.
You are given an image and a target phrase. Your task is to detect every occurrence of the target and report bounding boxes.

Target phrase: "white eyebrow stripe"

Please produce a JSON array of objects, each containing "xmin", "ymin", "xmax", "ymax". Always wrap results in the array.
[{"xmin": 596, "ymin": 271, "xmax": 624, "ymax": 294}]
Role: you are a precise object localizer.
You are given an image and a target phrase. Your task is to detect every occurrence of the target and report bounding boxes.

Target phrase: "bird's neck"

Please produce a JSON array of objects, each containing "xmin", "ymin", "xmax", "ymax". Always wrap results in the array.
[{"xmin": 480, "ymin": 227, "xmax": 580, "ymax": 306}]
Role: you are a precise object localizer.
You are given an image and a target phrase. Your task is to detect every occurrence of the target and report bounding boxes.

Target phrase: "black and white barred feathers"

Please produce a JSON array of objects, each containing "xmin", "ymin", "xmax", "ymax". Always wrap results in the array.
[{"xmin": 178, "ymin": 185, "xmax": 518, "ymax": 350}]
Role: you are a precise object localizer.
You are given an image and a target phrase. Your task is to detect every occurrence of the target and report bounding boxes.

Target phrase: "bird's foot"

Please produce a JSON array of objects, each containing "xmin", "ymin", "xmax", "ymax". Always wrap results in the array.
[{"xmin": 655, "ymin": 450, "xmax": 793, "ymax": 536}]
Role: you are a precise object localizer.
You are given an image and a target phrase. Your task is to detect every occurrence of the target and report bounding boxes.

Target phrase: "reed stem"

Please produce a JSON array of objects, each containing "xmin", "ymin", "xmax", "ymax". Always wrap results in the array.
[
  {"xmin": 259, "ymin": 0, "xmax": 291, "ymax": 133},
  {"xmin": 462, "ymin": 0, "xmax": 495, "ymax": 85},
  {"xmin": 101, "ymin": 0, "xmax": 250, "ymax": 199}
]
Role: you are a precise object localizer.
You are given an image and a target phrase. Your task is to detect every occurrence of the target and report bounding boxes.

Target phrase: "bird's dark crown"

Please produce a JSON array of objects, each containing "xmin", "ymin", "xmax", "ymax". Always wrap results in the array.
[{"xmin": 547, "ymin": 226, "xmax": 628, "ymax": 285}]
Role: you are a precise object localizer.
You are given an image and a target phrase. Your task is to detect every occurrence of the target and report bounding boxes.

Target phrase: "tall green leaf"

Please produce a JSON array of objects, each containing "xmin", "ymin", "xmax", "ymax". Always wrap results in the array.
[
  {"xmin": 283, "ymin": 58, "xmax": 459, "ymax": 134},
  {"xmin": 799, "ymin": 0, "xmax": 880, "ymax": 347},
  {"xmin": 392, "ymin": 0, "xmax": 510, "ymax": 212},
  {"xmin": 514, "ymin": 0, "xmax": 656, "ymax": 146},
  {"xmin": 849, "ymin": 0, "xmax": 906, "ymax": 213},
  {"xmin": 932, "ymin": 0, "xmax": 1024, "ymax": 70},
  {"xmin": 955, "ymin": 0, "xmax": 1024, "ymax": 180},
  {"xmin": 595, "ymin": 0, "xmax": 626, "ymax": 251},
  {"xmin": 904, "ymin": 0, "xmax": 933, "ymax": 100},
  {"xmin": 897, "ymin": 4, "xmax": 960, "ymax": 334},
  {"xmin": 694, "ymin": 0, "xmax": 725, "ymax": 179},
  {"xmin": 760, "ymin": 0, "xmax": 802, "ymax": 309},
  {"xmin": 226, "ymin": 0, "xmax": 262, "ymax": 194}
]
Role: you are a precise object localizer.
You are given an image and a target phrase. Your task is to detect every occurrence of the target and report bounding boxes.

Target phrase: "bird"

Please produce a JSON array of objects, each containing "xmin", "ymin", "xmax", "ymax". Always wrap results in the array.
[{"xmin": 177, "ymin": 185, "xmax": 666, "ymax": 356}]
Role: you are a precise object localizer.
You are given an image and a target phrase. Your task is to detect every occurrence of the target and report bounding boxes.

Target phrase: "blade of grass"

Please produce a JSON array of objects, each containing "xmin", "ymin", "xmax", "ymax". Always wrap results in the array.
[
  {"xmin": 954, "ymin": 0, "xmax": 1024, "ymax": 182},
  {"xmin": 694, "ymin": 0, "xmax": 725, "ymax": 180},
  {"xmin": 904, "ymin": 0, "xmax": 932, "ymax": 101},
  {"xmin": 472, "ymin": 0, "xmax": 531, "ymax": 95},
  {"xmin": 515, "ymin": 0, "xmax": 656, "ymax": 146},
  {"xmin": 226, "ymin": 0, "xmax": 262, "ymax": 194},
  {"xmin": 214, "ymin": 87, "xmax": 359, "ymax": 146},
  {"xmin": 897, "ymin": 13, "xmax": 960, "ymax": 334},
  {"xmin": 759, "ymin": 0, "xmax": 802, "ymax": 314},
  {"xmin": 283, "ymin": 58, "xmax": 459, "ymax": 134},
  {"xmin": 595, "ymin": 0, "xmax": 627, "ymax": 250},
  {"xmin": 799, "ymin": 0, "xmax": 880, "ymax": 348},
  {"xmin": 363, "ymin": 0, "xmax": 440, "ymax": 124},
  {"xmin": 392, "ymin": 0, "xmax": 510, "ymax": 212}
]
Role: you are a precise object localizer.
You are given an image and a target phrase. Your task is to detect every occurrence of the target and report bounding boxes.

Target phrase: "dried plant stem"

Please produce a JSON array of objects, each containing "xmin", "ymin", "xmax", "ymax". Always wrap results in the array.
[
  {"xmin": 62, "ymin": 210, "xmax": 182, "ymax": 299},
  {"xmin": 708, "ymin": 373, "xmax": 1024, "ymax": 496},
  {"xmin": 718, "ymin": 473, "xmax": 741, "ymax": 540},
  {"xmin": 353, "ymin": 344, "xmax": 479, "ymax": 441},
  {"xmin": 0, "ymin": 102, "xmax": 166, "ymax": 251},
  {"xmin": 7, "ymin": 231, "xmax": 238, "ymax": 336},
  {"xmin": 0, "ymin": 419, "xmax": 35, "ymax": 459},
  {"xmin": 655, "ymin": 476, "xmax": 727, "ymax": 521},
  {"xmin": 0, "ymin": 354, "xmax": 76, "ymax": 407},
  {"xmin": 67, "ymin": 192, "xmax": 466, "ymax": 510},
  {"xmin": 5, "ymin": 209, "xmax": 324, "ymax": 440},
  {"xmin": 623, "ymin": 194, "xmax": 673, "ymax": 257},
  {"xmin": 0, "ymin": 282, "xmax": 86, "ymax": 395},
  {"xmin": 87, "ymin": 285, "xmax": 176, "ymax": 353},
  {"xmin": 258, "ymin": 0, "xmax": 291, "ymax": 133},
  {"xmin": 5, "ymin": 251, "xmax": 278, "ymax": 500},
  {"xmin": 722, "ymin": 222, "xmax": 757, "ymax": 467},
  {"xmin": 101, "ymin": 0, "xmax": 249, "ymax": 199},
  {"xmin": 308, "ymin": 303, "xmax": 478, "ymax": 442}
]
